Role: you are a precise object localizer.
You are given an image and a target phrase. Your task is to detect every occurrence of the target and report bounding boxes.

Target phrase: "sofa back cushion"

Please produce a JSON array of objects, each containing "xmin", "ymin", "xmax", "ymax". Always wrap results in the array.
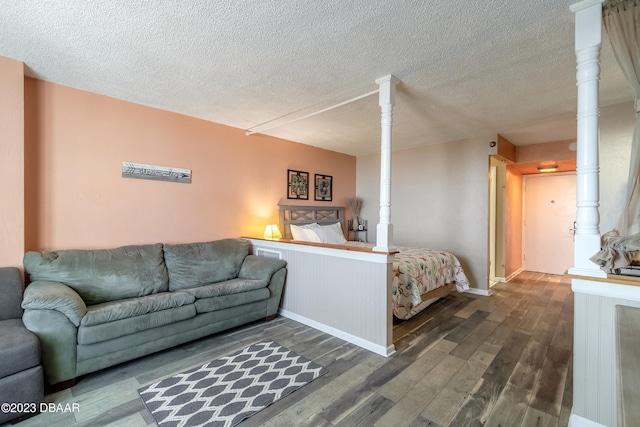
[
  {"xmin": 24, "ymin": 244, "xmax": 169, "ymax": 305},
  {"xmin": 163, "ymin": 239, "xmax": 249, "ymax": 291}
]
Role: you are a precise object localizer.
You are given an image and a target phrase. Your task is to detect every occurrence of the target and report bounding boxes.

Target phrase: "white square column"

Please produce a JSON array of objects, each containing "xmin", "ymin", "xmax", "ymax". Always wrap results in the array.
[
  {"xmin": 373, "ymin": 74, "xmax": 400, "ymax": 252},
  {"xmin": 569, "ymin": 0, "xmax": 607, "ymax": 278}
]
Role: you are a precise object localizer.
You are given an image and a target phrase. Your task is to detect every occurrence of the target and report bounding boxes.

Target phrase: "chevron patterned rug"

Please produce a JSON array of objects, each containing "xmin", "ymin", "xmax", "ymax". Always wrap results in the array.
[{"xmin": 138, "ymin": 341, "xmax": 327, "ymax": 427}]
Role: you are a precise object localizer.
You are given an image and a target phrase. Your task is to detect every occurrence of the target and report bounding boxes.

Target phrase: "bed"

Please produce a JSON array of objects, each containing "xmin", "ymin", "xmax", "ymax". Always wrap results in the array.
[{"xmin": 279, "ymin": 205, "xmax": 470, "ymax": 320}]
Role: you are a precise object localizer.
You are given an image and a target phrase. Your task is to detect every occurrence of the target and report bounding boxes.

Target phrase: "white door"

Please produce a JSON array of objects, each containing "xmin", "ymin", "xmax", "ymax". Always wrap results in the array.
[{"xmin": 523, "ymin": 173, "xmax": 576, "ymax": 275}]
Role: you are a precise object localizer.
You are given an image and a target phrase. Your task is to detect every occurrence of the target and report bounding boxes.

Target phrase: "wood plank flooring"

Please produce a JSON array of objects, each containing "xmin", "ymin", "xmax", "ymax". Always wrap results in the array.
[{"xmin": 7, "ymin": 271, "xmax": 573, "ymax": 427}]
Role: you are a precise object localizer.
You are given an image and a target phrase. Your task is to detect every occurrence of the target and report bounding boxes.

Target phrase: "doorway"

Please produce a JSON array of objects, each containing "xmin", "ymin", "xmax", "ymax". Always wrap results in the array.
[
  {"xmin": 488, "ymin": 157, "xmax": 507, "ymax": 285},
  {"xmin": 523, "ymin": 173, "xmax": 576, "ymax": 275}
]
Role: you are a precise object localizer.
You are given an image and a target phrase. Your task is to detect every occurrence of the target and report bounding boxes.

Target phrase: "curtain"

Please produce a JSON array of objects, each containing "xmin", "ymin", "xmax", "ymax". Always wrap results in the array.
[{"xmin": 604, "ymin": 0, "xmax": 640, "ymax": 236}]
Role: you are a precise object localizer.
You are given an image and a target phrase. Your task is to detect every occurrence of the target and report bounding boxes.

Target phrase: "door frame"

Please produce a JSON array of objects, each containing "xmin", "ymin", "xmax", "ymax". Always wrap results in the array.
[{"xmin": 489, "ymin": 166, "xmax": 497, "ymax": 282}]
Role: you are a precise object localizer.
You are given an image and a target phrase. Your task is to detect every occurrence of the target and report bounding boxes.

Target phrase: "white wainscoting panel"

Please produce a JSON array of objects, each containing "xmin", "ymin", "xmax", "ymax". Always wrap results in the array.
[
  {"xmin": 572, "ymin": 278, "xmax": 640, "ymax": 427},
  {"xmin": 247, "ymin": 239, "xmax": 395, "ymax": 356}
]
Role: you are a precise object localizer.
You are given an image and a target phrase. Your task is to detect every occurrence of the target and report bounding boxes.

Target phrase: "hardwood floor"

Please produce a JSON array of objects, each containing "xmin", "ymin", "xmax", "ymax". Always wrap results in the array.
[{"xmin": 8, "ymin": 271, "xmax": 573, "ymax": 427}]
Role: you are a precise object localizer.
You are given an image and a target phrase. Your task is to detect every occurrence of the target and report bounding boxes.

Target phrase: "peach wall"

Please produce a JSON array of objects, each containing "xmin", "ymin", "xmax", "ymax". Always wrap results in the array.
[
  {"xmin": 24, "ymin": 79, "xmax": 356, "ymax": 250},
  {"xmin": 505, "ymin": 166, "xmax": 523, "ymax": 277},
  {"xmin": 0, "ymin": 56, "xmax": 25, "ymax": 268}
]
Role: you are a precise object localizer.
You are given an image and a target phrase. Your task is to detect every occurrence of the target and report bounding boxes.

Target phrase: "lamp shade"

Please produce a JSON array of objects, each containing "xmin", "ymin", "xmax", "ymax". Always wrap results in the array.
[{"xmin": 263, "ymin": 224, "xmax": 282, "ymax": 239}]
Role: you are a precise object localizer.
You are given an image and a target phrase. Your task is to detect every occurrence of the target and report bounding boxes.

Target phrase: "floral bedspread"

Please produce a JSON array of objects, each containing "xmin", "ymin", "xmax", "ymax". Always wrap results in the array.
[
  {"xmin": 346, "ymin": 243, "xmax": 470, "ymax": 319},
  {"xmin": 390, "ymin": 246, "xmax": 470, "ymax": 320}
]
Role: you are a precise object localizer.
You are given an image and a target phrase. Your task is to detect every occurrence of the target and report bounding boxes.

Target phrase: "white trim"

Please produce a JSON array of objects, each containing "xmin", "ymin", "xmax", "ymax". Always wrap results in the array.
[
  {"xmin": 279, "ymin": 308, "xmax": 396, "ymax": 357},
  {"xmin": 246, "ymin": 89, "xmax": 379, "ymax": 136},
  {"xmin": 489, "ymin": 279, "xmax": 505, "ymax": 289},
  {"xmin": 489, "ymin": 165, "xmax": 497, "ymax": 282},
  {"xmin": 245, "ymin": 239, "xmax": 394, "ymax": 264},
  {"xmin": 569, "ymin": 266, "xmax": 607, "ymax": 278},
  {"xmin": 506, "ymin": 268, "xmax": 523, "ymax": 282},
  {"xmin": 465, "ymin": 288, "xmax": 491, "ymax": 297},
  {"xmin": 568, "ymin": 413, "xmax": 606, "ymax": 427},
  {"xmin": 572, "ymin": 278, "xmax": 640, "ymax": 302},
  {"xmin": 570, "ymin": 0, "xmax": 605, "ymax": 13}
]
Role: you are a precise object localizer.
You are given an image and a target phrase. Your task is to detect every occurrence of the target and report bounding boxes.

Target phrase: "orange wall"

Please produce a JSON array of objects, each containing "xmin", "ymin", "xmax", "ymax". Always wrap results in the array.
[
  {"xmin": 24, "ymin": 78, "xmax": 356, "ymax": 251},
  {"xmin": 505, "ymin": 166, "xmax": 523, "ymax": 277},
  {"xmin": 0, "ymin": 56, "xmax": 25, "ymax": 268}
]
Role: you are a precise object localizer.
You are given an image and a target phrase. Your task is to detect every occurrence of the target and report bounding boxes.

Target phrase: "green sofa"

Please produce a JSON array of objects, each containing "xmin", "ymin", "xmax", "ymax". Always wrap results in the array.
[{"xmin": 21, "ymin": 238, "xmax": 286, "ymax": 388}]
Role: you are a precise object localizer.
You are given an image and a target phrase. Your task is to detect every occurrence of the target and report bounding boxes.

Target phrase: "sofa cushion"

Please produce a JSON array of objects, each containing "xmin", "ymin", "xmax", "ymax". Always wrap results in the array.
[
  {"xmin": 194, "ymin": 288, "xmax": 270, "ymax": 314},
  {"xmin": 81, "ymin": 292, "xmax": 195, "ymax": 327},
  {"xmin": 77, "ymin": 305, "xmax": 196, "ymax": 345},
  {"xmin": 0, "ymin": 267, "xmax": 24, "ymax": 321},
  {"xmin": 181, "ymin": 278, "xmax": 268, "ymax": 299},
  {"xmin": 24, "ymin": 244, "xmax": 169, "ymax": 305},
  {"xmin": 0, "ymin": 366, "xmax": 44, "ymax": 424},
  {"xmin": 0, "ymin": 319, "xmax": 41, "ymax": 379},
  {"xmin": 75, "ymin": 302, "xmax": 267, "ymax": 366},
  {"xmin": 164, "ymin": 239, "xmax": 250, "ymax": 291}
]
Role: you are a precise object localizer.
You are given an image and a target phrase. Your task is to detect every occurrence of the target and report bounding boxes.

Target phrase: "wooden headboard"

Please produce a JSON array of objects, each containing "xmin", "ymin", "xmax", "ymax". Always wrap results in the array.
[{"xmin": 278, "ymin": 205, "xmax": 345, "ymax": 240}]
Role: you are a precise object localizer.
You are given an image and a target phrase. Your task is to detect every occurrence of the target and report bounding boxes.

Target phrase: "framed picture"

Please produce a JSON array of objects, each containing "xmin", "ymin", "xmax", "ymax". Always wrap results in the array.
[
  {"xmin": 287, "ymin": 169, "xmax": 309, "ymax": 200},
  {"xmin": 122, "ymin": 161, "xmax": 191, "ymax": 184},
  {"xmin": 314, "ymin": 174, "xmax": 333, "ymax": 201}
]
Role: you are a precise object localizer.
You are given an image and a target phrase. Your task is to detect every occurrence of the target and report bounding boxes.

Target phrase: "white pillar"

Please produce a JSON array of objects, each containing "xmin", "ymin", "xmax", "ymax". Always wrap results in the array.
[
  {"xmin": 569, "ymin": 0, "xmax": 607, "ymax": 278},
  {"xmin": 373, "ymin": 75, "xmax": 400, "ymax": 252}
]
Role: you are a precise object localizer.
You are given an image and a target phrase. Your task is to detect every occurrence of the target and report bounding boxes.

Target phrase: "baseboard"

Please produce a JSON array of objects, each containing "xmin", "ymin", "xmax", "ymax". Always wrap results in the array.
[
  {"xmin": 489, "ymin": 277, "xmax": 505, "ymax": 288},
  {"xmin": 465, "ymin": 288, "xmax": 491, "ymax": 297},
  {"xmin": 505, "ymin": 268, "xmax": 523, "ymax": 282},
  {"xmin": 568, "ymin": 413, "xmax": 606, "ymax": 427},
  {"xmin": 278, "ymin": 309, "xmax": 396, "ymax": 357}
]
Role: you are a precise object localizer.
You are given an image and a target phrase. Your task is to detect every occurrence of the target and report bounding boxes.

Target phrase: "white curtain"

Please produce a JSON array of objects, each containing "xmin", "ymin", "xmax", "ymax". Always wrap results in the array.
[{"xmin": 604, "ymin": 0, "xmax": 640, "ymax": 236}]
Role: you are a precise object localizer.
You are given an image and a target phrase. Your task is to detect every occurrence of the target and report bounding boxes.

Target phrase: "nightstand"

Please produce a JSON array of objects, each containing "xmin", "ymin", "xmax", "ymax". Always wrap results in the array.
[{"xmin": 347, "ymin": 219, "xmax": 368, "ymax": 242}]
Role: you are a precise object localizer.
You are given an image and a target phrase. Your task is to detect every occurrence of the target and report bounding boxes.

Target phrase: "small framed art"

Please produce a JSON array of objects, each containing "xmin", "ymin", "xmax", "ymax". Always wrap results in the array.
[
  {"xmin": 314, "ymin": 174, "xmax": 332, "ymax": 201},
  {"xmin": 287, "ymin": 169, "xmax": 309, "ymax": 200}
]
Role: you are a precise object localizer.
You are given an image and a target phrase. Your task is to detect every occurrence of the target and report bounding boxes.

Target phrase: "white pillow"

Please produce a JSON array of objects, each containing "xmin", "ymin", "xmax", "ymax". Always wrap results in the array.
[
  {"xmin": 301, "ymin": 227, "xmax": 323, "ymax": 243},
  {"xmin": 306, "ymin": 222, "xmax": 347, "ymax": 245},
  {"xmin": 289, "ymin": 223, "xmax": 319, "ymax": 241}
]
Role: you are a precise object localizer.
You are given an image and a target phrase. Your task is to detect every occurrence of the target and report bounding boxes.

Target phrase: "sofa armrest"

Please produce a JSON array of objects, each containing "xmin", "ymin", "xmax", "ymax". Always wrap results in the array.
[
  {"xmin": 238, "ymin": 255, "xmax": 286, "ymax": 281},
  {"xmin": 239, "ymin": 256, "xmax": 287, "ymax": 318},
  {"xmin": 22, "ymin": 281, "xmax": 87, "ymax": 327},
  {"xmin": 22, "ymin": 309, "xmax": 78, "ymax": 385},
  {"xmin": 265, "ymin": 268, "xmax": 287, "ymax": 317}
]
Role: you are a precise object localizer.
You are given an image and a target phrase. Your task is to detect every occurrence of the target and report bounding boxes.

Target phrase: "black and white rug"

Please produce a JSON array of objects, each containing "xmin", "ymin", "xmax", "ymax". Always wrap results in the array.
[{"xmin": 138, "ymin": 341, "xmax": 327, "ymax": 427}]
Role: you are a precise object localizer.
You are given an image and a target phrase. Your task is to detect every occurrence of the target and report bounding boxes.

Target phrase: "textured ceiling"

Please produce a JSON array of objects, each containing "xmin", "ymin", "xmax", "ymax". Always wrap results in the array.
[{"xmin": 0, "ymin": 0, "xmax": 631, "ymax": 156}]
